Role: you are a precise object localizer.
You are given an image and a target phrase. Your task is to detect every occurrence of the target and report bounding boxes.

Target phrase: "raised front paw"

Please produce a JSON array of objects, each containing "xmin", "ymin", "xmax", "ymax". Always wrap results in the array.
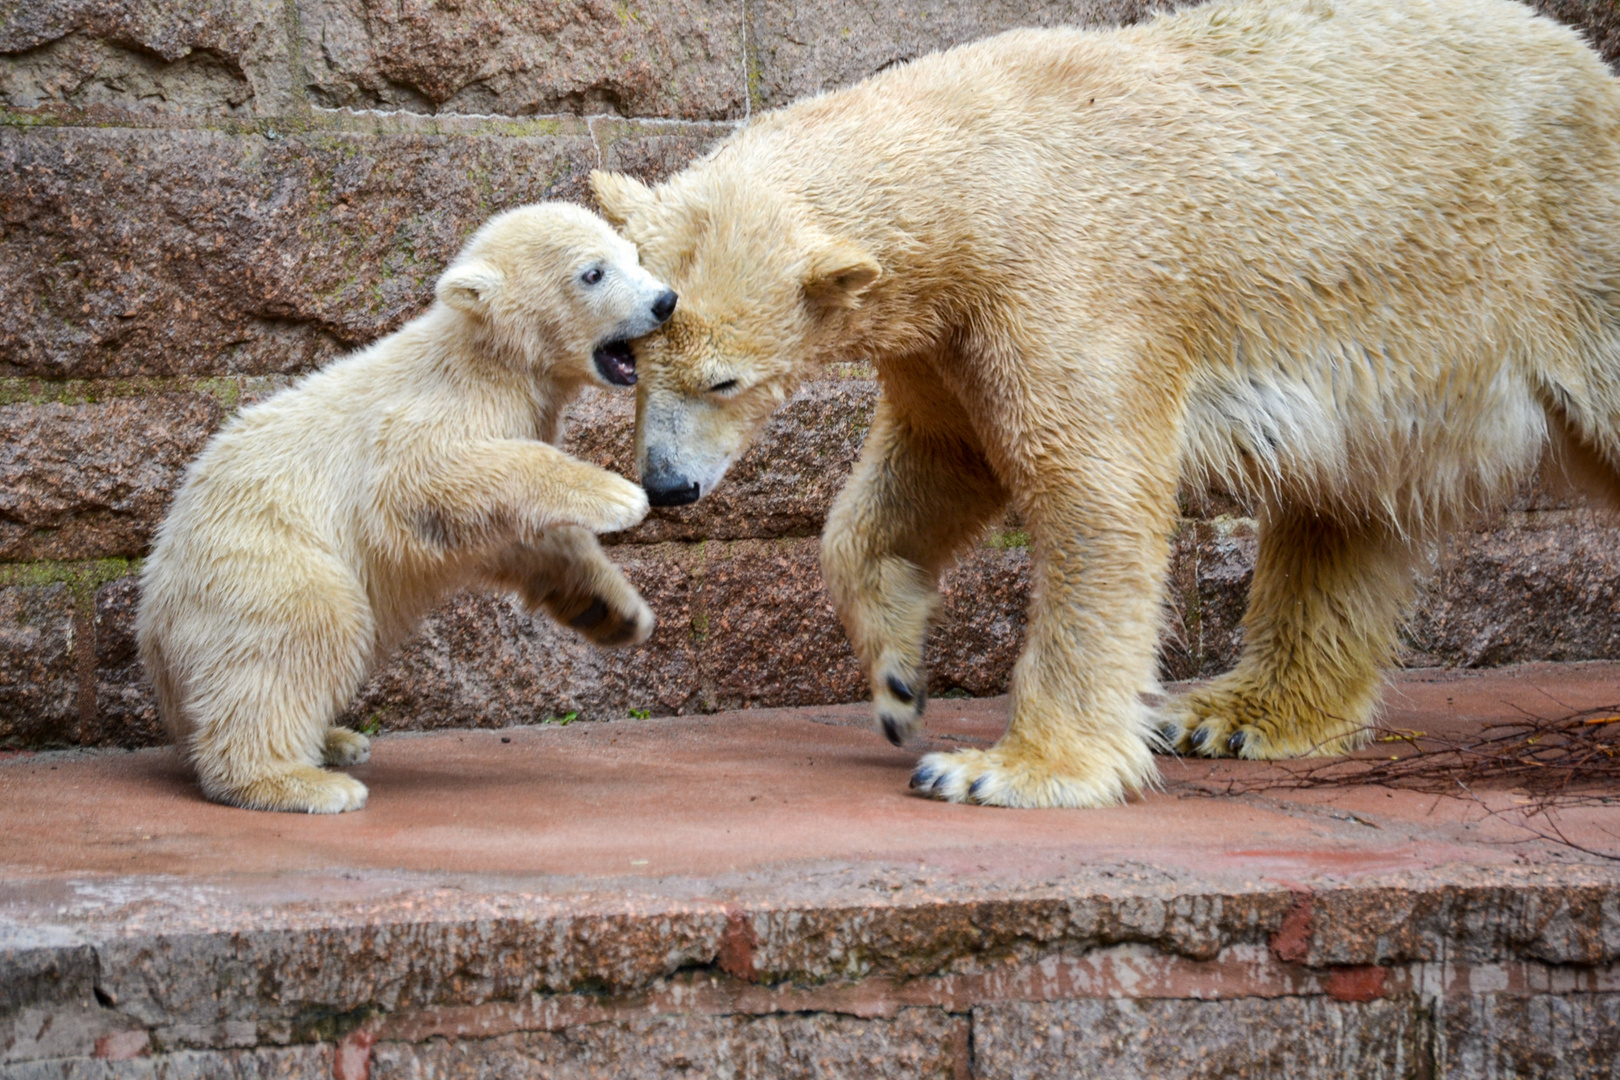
[
  {"xmin": 563, "ymin": 590, "xmax": 655, "ymax": 648},
  {"xmin": 871, "ymin": 655, "xmax": 927, "ymax": 746},
  {"xmin": 558, "ymin": 470, "xmax": 650, "ymax": 535},
  {"xmin": 909, "ymin": 742, "xmax": 1153, "ymax": 809}
]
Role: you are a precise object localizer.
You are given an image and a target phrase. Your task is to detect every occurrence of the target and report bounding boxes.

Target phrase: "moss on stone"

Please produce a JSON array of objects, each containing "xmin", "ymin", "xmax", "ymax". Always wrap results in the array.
[
  {"xmin": 0, "ymin": 558, "xmax": 138, "ymax": 611},
  {"xmin": 985, "ymin": 529, "xmax": 1031, "ymax": 550}
]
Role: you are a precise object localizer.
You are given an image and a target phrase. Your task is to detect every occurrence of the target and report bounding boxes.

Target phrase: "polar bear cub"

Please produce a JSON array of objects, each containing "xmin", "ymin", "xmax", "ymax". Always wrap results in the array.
[{"xmin": 138, "ymin": 203, "xmax": 676, "ymax": 813}]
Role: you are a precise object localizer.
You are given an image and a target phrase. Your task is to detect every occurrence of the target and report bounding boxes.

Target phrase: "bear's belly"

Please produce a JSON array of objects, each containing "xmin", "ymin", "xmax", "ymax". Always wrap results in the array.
[{"xmin": 1180, "ymin": 354, "xmax": 1547, "ymax": 519}]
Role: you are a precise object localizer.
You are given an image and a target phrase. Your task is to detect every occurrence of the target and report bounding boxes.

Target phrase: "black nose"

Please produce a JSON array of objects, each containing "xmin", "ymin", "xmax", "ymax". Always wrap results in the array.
[
  {"xmin": 644, "ymin": 478, "xmax": 700, "ymax": 507},
  {"xmin": 651, "ymin": 290, "xmax": 677, "ymax": 323}
]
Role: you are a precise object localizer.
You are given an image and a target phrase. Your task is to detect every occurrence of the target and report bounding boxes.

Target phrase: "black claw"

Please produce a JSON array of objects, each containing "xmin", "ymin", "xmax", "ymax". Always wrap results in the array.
[
  {"xmin": 885, "ymin": 673, "xmax": 915, "ymax": 705},
  {"xmin": 968, "ymin": 776, "xmax": 988, "ymax": 801},
  {"xmin": 568, "ymin": 598, "xmax": 610, "ymax": 631},
  {"xmin": 910, "ymin": 764, "xmax": 943, "ymax": 791},
  {"xmin": 1227, "ymin": 730, "xmax": 1248, "ymax": 755},
  {"xmin": 1157, "ymin": 723, "xmax": 1182, "ymax": 752},
  {"xmin": 880, "ymin": 714, "xmax": 906, "ymax": 746},
  {"xmin": 1189, "ymin": 727, "xmax": 1209, "ymax": 751}
]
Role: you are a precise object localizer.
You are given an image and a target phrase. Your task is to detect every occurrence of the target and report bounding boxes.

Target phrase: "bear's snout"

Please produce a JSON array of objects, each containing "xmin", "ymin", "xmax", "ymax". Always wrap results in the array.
[
  {"xmin": 651, "ymin": 290, "xmax": 678, "ymax": 324},
  {"xmin": 643, "ymin": 476, "xmax": 702, "ymax": 507}
]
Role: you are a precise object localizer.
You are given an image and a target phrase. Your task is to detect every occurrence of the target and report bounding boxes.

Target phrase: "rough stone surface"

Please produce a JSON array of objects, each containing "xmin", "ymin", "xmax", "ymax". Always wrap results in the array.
[
  {"xmin": 0, "ymin": 124, "xmax": 723, "ymax": 379},
  {"xmin": 298, "ymin": 0, "xmax": 745, "ymax": 121},
  {"xmin": 341, "ymin": 543, "xmax": 704, "ymax": 731},
  {"xmin": 1161, "ymin": 516, "xmax": 1255, "ymax": 681},
  {"xmin": 0, "ymin": 0, "xmax": 294, "ymax": 117},
  {"xmin": 1530, "ymin": 0, "xmax": 1620, "ymax": 70},
  {"xmin": 1405, "ymin": 512, "xmax": 1620, "ymax": 669},
  {"xmin": 929, "ymin": 544, "xmax": 1030, "ymax": 696},
  {"xmin": 0, "ymin": 583, "xmax": 78, "ymax": 748},
  {"xmin": 697, "ymin": 538, "xmax": 865, "ymax": 711},
  {"xmin": 91, "ymin": 575, "xmax": 162, "ymax": 749},
  {"xmin": 747, "ymin": 0, "xmax": 1192, "ymax": 108},
  {"xmin": 1, "ymin": 1044, "xmax": 333, "ymax": 1079},
  {"xmin": 593, "ymin": 119, "xmax": 735, "ymax": 186},
  {"xmin": 339, "ymin": 537, "xmax": 1036, "ymax": 736},
  {"xmin": 4, "ymin": 666, "xmax": 1620, "ymax": 1076},
  {"xmin": 0, "ymin": 396, "xmax": 220, "ymax": 561},
  {"xmin": 34, "ymin": 510, "xmax": 1620, "ymax": 748},
  {"xmin": 370, "ymin": 1008, "xmax": 961, "ymax": 1080},
  {"xmin": 970, "ymin": 996, "xmax": 1424, "ymax": 1080},
  {"xmin": 566, "ymin": 378, "xmax": 877, "ymax": 545},
  {"xmin": 1435, "ymin": 992, "xmax": 1620, "ymax": 1080}
]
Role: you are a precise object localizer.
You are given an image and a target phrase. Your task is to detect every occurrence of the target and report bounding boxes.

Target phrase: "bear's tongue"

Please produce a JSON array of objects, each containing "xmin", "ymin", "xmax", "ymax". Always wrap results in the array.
[{"xmin": 593, "ymin": 340, "xmax": 637, "ymax": 386}]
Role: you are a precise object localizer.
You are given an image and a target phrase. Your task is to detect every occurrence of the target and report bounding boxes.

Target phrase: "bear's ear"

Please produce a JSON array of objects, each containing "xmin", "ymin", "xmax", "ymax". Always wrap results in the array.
[
  {"xmin": 803, "ymin": 243, "xmax": 882, "ymax": 310},
  {"xmin": 437, "ymin": 261, "xmax": 505, "ymax": 317},
  {"xmin": 590, "ymin": 170, "xmax": 657, "ymax": 231}
]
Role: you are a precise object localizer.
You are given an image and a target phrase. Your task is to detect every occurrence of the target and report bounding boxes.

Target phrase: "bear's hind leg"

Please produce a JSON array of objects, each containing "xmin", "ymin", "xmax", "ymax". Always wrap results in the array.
[
  {"xmin": 223, "ymin": 764, "xmax": 369, "ymax": 814},
  {"xmin": 187, "ymin": 658, "xmax": 370, "ymax": 812},
  {"xmin": 184, "ymin": 580, "xmax": 375, "ymax": 813},
  {"xmin": 1163, "ymin": 510, "xmax": 1419, "ymax": 758},
  {"xmin": 821, "ymin": 398, "xmax": 1007, "ymax": 745}
]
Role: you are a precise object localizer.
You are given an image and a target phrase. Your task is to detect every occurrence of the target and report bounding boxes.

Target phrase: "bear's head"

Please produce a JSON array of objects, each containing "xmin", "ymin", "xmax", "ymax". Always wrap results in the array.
[
  {"xmin": 435, "ymin": 202, "xmax": 678, "ymax": 388},
  {"xmin": 590, "ymin": 169, "xmax": 882, "ymax": 507}
]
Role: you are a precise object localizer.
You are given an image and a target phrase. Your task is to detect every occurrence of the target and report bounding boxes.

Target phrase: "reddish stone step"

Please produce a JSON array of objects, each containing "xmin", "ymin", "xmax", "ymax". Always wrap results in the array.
[{"xmin": 3, "ymin": 663, "xmax": 1619, "ymax": 1077}]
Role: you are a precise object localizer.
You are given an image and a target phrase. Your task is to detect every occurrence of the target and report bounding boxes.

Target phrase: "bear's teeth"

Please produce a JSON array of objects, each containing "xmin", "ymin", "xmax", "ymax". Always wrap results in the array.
[{"xmin": 592, "ymin": 340, "xmax": 637, "ymax": 386}]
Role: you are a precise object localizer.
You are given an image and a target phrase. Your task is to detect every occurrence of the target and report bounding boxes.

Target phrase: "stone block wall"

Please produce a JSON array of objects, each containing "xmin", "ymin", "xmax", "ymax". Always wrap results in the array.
[{"xmin": 3, "ymin": 0, "xmax": 1619, "ymax": 749}]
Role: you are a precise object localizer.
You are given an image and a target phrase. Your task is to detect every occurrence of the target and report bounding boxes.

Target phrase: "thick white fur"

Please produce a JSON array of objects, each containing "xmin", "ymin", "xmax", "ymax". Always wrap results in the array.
[
  {"xmin": 593, "ymin": 0, "xmax": 1620, "ymax": 807},
  {"xmin": 138, "ymin": 204, "xmax": 668, "ymax": 813}
]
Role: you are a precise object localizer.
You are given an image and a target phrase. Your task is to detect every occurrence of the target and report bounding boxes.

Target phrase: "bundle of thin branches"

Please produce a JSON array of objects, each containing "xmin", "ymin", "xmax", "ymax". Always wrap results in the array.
[{"xmin": 1188, "ymin": 705, "xmax": 1620, "ymax": 807}]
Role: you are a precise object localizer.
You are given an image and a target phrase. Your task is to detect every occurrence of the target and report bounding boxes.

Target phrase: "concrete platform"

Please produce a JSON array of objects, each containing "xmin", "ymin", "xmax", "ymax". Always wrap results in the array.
[{"xmin": 4, "ymin": 663, "xmax": 1620, "ymax": 1079}]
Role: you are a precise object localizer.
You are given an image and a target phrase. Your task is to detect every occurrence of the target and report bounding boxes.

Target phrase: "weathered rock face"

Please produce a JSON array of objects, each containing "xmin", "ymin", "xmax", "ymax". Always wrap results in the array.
[
  {"xmin": 1405, "ymin": 512, "xmax": 1620, "ymax": 669},
  {"xmin": 297, "ymin": 0, "xmax": 746, "ymax": 120},
  {"xmin": 0, "ymin": 0, "xmax": 295, "ymax": 116},
  {"xmin": 4, "ymin": 0, "xmax": 1620, "ymax": 749},
  {"xmin": 748, "ymin": 0, "xmax": 1192, "ymax": 110},
  {"xmin": 91, "ymin": 574, "xmax": 164, "ymax": 748},
  {"xmin": 0, "ymin": 125, "xmax": 703, "ymax": 379},
  {"xmin": 0, "ymin": 583, "xmax": 78, "ymax": 746},
  {"xmin": 972, "ymin": 997, "xmax": 1427, "ymax": 1080},
  {"xmin": 340, "ymin": 544, "xmax": 707, "ymax": 730},
  {"xmin": 371, "ymin": 1009, "xmax": 963, "ymax": 1080},
  {"xmin": 0, "ymin": 395, "xmax": 221, "ymax": 561}
]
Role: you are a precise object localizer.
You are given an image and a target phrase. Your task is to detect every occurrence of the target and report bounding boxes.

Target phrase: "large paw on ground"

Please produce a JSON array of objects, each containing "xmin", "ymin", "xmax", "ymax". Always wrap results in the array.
[
  {"xmin": 908, "ymin": 745, "xmax": 1149, "ymax": 808},
  {"xmin": 1159, "ymin": 680, "xmax": 1373, "ymax": 759},
  {"xmin": 322, "ymin": 727, "xmax": 371, "ymax": 766},
  {"xmin": 215, "ymin": 766, "xmax": 369, "ymax": 814}
]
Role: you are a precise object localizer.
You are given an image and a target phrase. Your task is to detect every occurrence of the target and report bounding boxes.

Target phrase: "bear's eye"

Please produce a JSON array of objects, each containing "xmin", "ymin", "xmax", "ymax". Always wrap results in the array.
[
  {"xmin": 709, "ymin": 379, "xmax": 739, "ymax": 394},
  {"xmin": 580, "ymin": 267, "xmax": 604, "ymax": 285}
]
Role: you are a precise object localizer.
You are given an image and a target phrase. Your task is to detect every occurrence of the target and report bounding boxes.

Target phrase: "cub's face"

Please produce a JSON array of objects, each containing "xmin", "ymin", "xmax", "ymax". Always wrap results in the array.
[
  {"xmin": 436, "ymin": 202, "xmax": 677, "ymax": 387},
  {"xmin": 590, "ymin": 170, "xmax": 880, "ymax": 507}
]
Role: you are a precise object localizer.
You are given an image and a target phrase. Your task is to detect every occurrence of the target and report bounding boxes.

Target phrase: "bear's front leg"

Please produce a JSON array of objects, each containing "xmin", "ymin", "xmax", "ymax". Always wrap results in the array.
[
  {"xmin": 487, "ymin": 526, "xmax": 655, "ymax": 648},
  {"xmin": 418, "ymin": 439, "xmax": 651, "ymax": 545},
  {"xmin": 910, "ymin": 460, "xmax": 1175, "ymax": 808},
  {"xmin": 822, "ymin": 396, "xmax": 1007, "ymax": 745}
]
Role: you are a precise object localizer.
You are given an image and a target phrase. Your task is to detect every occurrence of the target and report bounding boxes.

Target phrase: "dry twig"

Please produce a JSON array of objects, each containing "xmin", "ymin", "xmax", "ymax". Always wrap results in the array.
[{"xmin": 1180, "ymin": 701, "xmax": 1620, "ymax": 859}]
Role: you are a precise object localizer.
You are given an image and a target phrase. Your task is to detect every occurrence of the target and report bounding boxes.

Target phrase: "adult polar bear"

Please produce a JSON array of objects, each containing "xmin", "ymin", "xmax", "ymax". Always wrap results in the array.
[{"xmin": 592, "ymin": 0, "xmax": 1620, "ymax": 808}]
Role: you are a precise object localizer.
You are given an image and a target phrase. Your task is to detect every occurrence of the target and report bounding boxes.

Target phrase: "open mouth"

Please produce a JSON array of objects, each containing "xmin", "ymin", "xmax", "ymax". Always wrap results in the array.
[{"xmin": 592, "ymin": 339, "xmax": 637, "ymax": 386}]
